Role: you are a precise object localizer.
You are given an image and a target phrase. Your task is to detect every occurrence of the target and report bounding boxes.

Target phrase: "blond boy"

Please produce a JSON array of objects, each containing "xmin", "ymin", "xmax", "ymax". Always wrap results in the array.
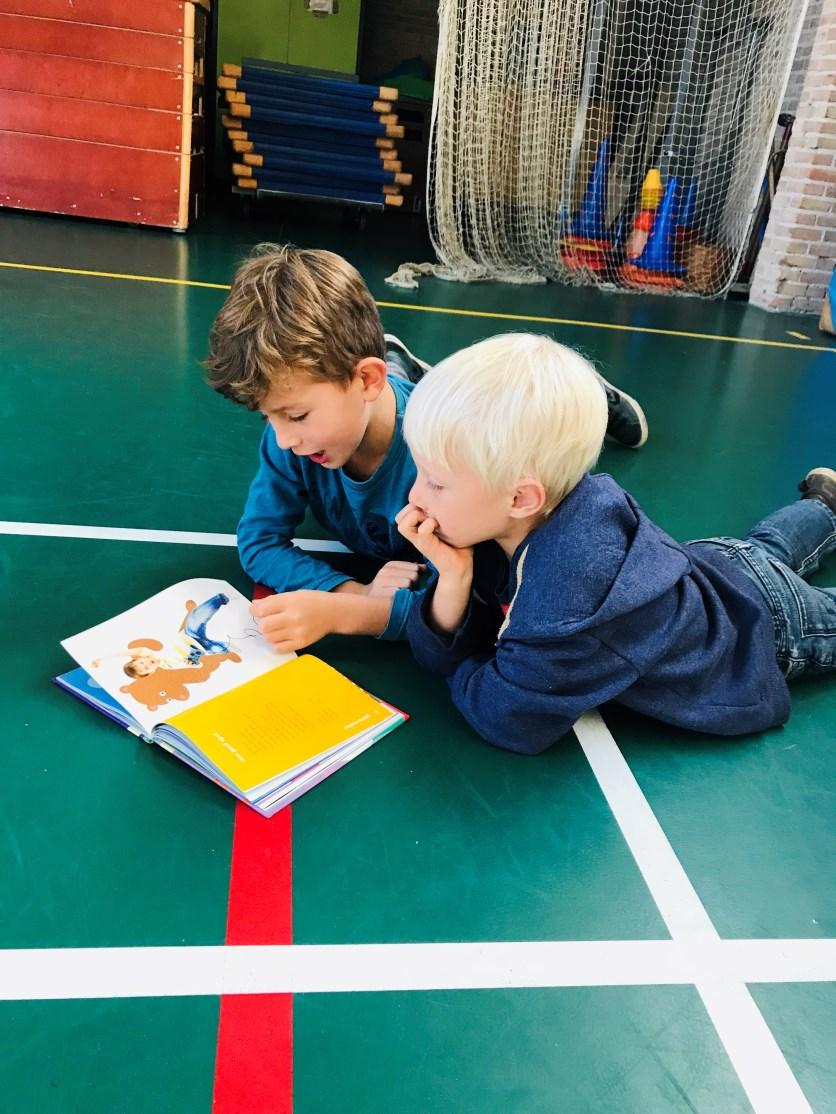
[{"xmin": 397, "ymin": 333, "xmax": 836, "ymax": 751}]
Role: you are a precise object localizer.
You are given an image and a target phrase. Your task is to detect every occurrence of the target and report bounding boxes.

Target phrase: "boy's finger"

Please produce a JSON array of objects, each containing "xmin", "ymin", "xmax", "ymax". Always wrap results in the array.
[
  {"xmin": 257, "ymin": 611, "xmax": 294, "ymax": 637},
  {"xmin": 398, "ymin": 506, "xmax": 427, "ymax": 530},
  {"xmin": 251, "ymin": 595, "xmax": 283, "ymax": 617},
  {"xmin": 396, "ymin": 510, "xmax": 418, "ymax": 530}
]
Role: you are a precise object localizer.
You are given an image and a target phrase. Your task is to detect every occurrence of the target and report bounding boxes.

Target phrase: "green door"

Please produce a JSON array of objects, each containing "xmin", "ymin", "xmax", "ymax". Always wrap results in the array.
[
  {"xmin": 287, "ymin": 0, "xmax": 363, "ymax": 74},
  {"xmin": 217, "ymin": 0, "xmax": 293, "ymax": 69}
]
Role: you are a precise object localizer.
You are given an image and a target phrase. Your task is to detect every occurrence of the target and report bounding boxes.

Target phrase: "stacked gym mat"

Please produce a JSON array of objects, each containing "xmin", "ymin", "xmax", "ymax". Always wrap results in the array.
[{"xmin": 220, "ymin": 60, "xmax": 412, "ymax": 210}]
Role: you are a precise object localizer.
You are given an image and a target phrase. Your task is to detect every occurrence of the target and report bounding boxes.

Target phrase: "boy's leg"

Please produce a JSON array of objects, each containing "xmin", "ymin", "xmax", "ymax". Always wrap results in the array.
[
  {"xmin": 384, "ymin": 334, "xmax": 432, "ymax": 384},
  {"xmin": 738, "ymin": 470, "xmax": 836, "ymax": 679},
  {"xmin": 596, "ymin": 373, "xmax": 649, "ymax": 449},
  {"xmin": 385, "ymin": 333, "xmax": 649, "ymax": 449},
  {"xmin": 745, "ymin": 468, "xmax": 836, "ymax": 577},
  {"xmin": 761, "ymin": 565, "xmax": 836, "ymax": 679}
]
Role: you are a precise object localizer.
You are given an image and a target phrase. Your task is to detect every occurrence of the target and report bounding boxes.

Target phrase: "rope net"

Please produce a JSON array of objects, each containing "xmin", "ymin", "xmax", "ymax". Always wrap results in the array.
[{"xmin": 426, "ymin": 0, "xmax": 808, "ymax": 295}]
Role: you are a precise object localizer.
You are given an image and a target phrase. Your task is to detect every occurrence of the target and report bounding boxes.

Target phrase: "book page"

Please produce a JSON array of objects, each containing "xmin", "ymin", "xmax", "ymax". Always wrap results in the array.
[
  {"xmin": 61, "ymin": 579, "xmax": 291, "ymax": 736},
  {"xmin": 166, "ymin": 655, "xmax": 394, "ymax": 793}
]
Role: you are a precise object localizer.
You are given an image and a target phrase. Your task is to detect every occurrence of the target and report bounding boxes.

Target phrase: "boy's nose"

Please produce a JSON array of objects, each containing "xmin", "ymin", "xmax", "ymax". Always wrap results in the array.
[
  {"xmin": 273, "ymin": 424, "xmax": 299, "ymax": 451},
  {"xmin": 408, "ymin": 482, "xmax": 425, "ymax": 513}
]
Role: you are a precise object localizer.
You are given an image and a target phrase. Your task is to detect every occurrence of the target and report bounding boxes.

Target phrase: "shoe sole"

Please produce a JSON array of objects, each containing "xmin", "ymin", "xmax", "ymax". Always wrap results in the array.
[
  {"xmin": 599, "ymin": 375, "xmax": 649, "ymax": 449},
  {"xmin": 384, "ymin": 332, "xmax": 432, "ymax": 376},
  {"xmin": 807, "ymin": 467, "xmax": 836, "ymax": 484},
  {"xmin": 801, "ymin": 467, "xmax": 836, "ymax": 514}
]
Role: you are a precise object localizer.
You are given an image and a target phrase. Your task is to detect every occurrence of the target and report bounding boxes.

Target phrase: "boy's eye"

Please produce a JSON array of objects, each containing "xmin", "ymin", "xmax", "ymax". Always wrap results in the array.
[
  {"xmin": 427, "ymin": 480, "xmax": 444, "ymax": 492},
  {"xmin": 288, "ymin": 413, "xmax": 308, "ymax": 423}
]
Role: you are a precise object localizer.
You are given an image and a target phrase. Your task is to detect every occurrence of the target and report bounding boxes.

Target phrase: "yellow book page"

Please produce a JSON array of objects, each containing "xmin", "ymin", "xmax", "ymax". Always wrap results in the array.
[{"xmin": 166, "ymin": 655, "xmax": 393, "ymax": 793}]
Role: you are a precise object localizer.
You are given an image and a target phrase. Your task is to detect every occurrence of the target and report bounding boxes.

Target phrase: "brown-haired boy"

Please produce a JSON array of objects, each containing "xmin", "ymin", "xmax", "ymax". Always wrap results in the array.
[{"xmin": 206, "ymin": 242, "xmax": 648, "ymax": 653}]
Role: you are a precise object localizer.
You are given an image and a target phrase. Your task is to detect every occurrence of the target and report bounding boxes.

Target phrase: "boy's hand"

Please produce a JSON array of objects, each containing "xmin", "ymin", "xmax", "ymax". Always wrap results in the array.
[
  {"xmin": 395, "ymin": 505, "xmax": 473, "ymax": 581},
  {"xmin": 251, "ymin": 590, "xmax": 339, "ymax": 653},
  {"xmin": 366, "ymin": 560, "xmax": 426, "ymax": 598},
  {"xmin": 396, "ymin": 504, "xmax": 473, "ymax": 635}
]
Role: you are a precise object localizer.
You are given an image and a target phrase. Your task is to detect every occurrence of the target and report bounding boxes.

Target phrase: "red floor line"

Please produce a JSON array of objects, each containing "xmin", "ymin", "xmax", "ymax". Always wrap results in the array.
[{"xmin": 212, "ymin": 803, "xmax": 293, "ymax": 1114}]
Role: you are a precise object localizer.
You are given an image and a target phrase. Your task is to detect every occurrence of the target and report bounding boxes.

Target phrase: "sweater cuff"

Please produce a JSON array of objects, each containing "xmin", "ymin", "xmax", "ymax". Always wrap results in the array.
[
  {"xmin": 377, "ymin": 586, "xmax": 415, "ymax": 641},
  {"xmin": 405, "ymin": 588, "xmax": 479, "ymax": 674}
]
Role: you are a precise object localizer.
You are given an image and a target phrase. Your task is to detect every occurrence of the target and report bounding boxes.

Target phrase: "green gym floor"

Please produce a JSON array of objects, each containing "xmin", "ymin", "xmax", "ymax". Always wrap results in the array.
[{"xmin": 1, "ymin": 202, "xmax": 835, "ymax": 1114}]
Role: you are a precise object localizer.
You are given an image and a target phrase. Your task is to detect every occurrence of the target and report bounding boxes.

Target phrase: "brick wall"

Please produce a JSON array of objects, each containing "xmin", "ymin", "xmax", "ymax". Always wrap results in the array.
[
  {"xmin": 782, "ymin": 0, "xmax": 823, "ymax": 116},
  {"xmin": 750, "ymin": 0, "xmax": 836, "ymax": 314}
]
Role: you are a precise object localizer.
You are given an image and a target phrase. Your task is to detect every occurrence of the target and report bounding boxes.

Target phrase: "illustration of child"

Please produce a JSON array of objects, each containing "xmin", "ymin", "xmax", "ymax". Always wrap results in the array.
[{"xmin": 92, "ymin": 593, "xmax": 232, "ymax": 678}]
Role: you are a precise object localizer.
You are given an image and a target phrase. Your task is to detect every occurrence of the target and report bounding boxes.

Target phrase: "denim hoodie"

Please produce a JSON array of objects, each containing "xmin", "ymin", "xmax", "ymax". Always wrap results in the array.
[{"xmin": 407, "ymin": 473, "xmax": 790, "ymax": 753}]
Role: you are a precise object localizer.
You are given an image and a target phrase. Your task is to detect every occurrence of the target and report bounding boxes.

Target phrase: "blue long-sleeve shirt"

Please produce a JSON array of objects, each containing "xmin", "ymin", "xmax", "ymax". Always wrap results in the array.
[
  {"xmin": 237, "ymin": 375, "xmax": 420, "ymax": 639},
  {"xmin": 407, "ymin": 472, "xmax": 790, "ymax": 752}
]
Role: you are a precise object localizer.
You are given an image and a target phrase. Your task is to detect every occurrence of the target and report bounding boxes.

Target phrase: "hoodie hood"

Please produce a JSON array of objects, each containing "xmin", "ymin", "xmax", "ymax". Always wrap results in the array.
[{"xmin": 513, "ymin": 473, "xmax": 691, "ymax": 635}]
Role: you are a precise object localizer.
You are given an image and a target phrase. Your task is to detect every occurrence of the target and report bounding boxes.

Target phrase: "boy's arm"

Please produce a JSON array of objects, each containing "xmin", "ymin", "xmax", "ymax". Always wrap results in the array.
[
  {"xmin": 252, "ymin": 587, "xmax": 396, "ymax": 652},
  {"xmin": 406, "ymin": 576, "xmax": 502, "ymax": 672},
  {"xmin": 398, "ymin": 516, "xmax": 639, "ymax": 754},
  {"xmin": 443, "ymin": 635, "xmax": 638, "ymax": 755},
  {"xmin": 238, "ymin": 427, "xmax": 357, "ymax": 595},
  {"xmin": 243, "ymin": 440, "xmax": 424, "ymax": 648}
]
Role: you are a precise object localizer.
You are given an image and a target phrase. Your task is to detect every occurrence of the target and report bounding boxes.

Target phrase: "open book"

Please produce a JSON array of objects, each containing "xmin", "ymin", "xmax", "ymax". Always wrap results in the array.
[{"xmin": 55, "ymin": 578, "xmax": 405, "ymax": 816}]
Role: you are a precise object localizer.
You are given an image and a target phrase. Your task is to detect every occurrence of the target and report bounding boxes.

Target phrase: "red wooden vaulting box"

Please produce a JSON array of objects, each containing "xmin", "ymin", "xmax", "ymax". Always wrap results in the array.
[{"xmin": 0, "ymin": 0, "xmax": 209, "ymax": 230}]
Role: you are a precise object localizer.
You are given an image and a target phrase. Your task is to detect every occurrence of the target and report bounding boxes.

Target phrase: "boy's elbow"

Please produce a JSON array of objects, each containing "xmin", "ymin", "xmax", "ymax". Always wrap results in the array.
[
  {"xmin": 236, "ymin": 537, "xmax": 265, "ymax": 580},
  {"xmin": 236, "ymin": 533, "xmax": 290, "ymax": 586},
  {"xmin": 450, "ymin": 669, "xmax": 573, "ymax": 754},
  {"xmin": 468, "ymin": 717, "xmax": 561, "ymax": 756}
]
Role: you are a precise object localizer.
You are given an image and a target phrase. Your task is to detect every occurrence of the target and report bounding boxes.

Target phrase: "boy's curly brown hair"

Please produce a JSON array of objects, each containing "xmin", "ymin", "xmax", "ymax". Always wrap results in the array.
[{"xmin": 205, "ymin": 243, "xmax": 385, "ymax": 409}]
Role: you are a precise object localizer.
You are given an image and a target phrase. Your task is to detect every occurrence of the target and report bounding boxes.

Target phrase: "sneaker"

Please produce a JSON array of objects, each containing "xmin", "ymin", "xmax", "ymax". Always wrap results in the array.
[
  {"xmin": 798, "ymin": 467, "xmax": 836, "ymax": 513},
  {"xmin": 598, "ymin": 374, "xmax": 649, "ymax": 449},
  {"xmin": 384, "ymin": 333, "xmax": 433, "ymax": 384}
]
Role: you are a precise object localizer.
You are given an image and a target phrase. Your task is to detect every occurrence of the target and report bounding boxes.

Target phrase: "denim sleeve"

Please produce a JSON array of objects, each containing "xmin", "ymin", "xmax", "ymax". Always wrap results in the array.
[
  {"xmin": 445, "ymin": 635, "xmax": 639, "ymax": 755},
  {"xmin": 237, "ymin": 429, "xmax": 352, "ymax": 594},
  {"xmin": 405, "ymin": 580, "xmax": 500, "ymax": 670}
]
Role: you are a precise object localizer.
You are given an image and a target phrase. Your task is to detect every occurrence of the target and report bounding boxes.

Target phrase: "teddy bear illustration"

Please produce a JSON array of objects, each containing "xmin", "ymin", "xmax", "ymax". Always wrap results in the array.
[
  {"xmin": 118, "ymin": 637, "xmax": 241, "ymax": 712},
  {"xmin": 91, "ymin": 593, "xmax": 243, "ymax": 713}
]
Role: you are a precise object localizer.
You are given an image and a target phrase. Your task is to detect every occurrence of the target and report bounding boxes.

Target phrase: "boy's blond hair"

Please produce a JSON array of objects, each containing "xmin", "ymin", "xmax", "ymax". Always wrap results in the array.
[
  {"xmin": 403, "ymin": 333, "xmax": 607, "ymax": 510},
  {"xmin": 205, "ymin": 243, "xmax": 385, "ymax": 408}
]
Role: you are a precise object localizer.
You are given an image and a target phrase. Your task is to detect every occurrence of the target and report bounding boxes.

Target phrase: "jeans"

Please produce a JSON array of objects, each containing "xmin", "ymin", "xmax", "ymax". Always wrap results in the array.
[
  {"xmin": 693, "ymin": 499, "xmax": 836, "ymax": 680},
  {"xmin": 183, "ymin": 593, "xmax": 230, "ymax": 654}
]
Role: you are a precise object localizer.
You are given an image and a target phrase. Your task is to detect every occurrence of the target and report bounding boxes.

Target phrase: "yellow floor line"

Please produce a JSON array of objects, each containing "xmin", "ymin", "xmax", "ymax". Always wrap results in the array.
[
  {"xmin": 0, "ymin": 260, "xmax": 229, "ymax": 290},
  {"xmin": 2, "ymin": 259, "xmax": 835, "ymax": 354},
  {"xmin": 376, "ymin": 300, "xmax": 836, "ymax": 353}
]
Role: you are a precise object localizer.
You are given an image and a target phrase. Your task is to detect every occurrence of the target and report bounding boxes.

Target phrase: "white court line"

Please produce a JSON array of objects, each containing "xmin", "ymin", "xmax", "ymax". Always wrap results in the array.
[
  {"xmin": 0, "ymin": 520, "xmax": 350, "ymax": 553},
  {"xmin": 0, "ymin": 938, "xmax": 833, "ymax": 1001},
  {"xmin": 574, "ymin": 711, "xmax": 814, "ymax": 1114},
  {"xmin": 0, "ymin": 520, "xmax": 821, "ymax": 1107}
]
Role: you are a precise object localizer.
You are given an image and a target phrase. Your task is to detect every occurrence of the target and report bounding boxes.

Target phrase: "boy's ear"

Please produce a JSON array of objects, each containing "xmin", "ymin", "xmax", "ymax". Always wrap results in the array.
[
  {"xmin": 509, "ymin": 478, "xmax": 547, "ymax": 520},
  {"xmin": 353, "ymin": 356, "xmax": 389, "ymax": 399}
]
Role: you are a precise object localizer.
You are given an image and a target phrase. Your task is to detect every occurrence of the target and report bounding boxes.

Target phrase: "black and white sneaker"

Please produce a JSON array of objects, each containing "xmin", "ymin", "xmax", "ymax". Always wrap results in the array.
[
  {"xmin": 598, "ymin": 374, "xmax": 649, "ymax": 449},
  {"xmin": 798, "ymin": 467, "xmax": 836, "ymax": 513},
  {"xmin": 384, "ymin": 333, "xmax": 433, "ymax": 384}
]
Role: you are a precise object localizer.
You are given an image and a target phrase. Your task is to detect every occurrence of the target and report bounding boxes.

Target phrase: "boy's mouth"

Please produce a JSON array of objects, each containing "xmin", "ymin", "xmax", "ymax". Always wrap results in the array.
[{"xmin": 308, "ymin": 451, "xmax": 329, "ymax": 465}]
